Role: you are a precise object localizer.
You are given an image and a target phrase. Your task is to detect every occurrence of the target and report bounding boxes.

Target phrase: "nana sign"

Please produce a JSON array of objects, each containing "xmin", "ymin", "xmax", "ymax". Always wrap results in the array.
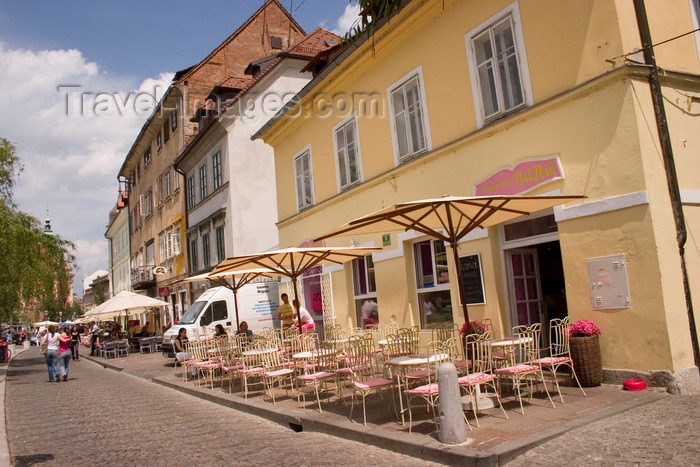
[{"xmin": 474, "ymin": 156, "xmax": 564, "ymax": 196}]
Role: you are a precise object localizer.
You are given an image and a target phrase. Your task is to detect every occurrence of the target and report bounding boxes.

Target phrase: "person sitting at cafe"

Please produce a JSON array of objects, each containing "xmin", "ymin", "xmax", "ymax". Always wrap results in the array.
[
  {"xmin": 213, "ymin": 324, "xmax": 228, "ymax": 338},
  {"xmin": 292, "ymin": 299, "xmax": 316, "ymax": 333},
  {"xmin": 235, "ymin": 321, "xmax": 253, "ymax": 339},
  {"xmin": 138, "ymin": 321, "xmax": 152, "ymax": 337}
]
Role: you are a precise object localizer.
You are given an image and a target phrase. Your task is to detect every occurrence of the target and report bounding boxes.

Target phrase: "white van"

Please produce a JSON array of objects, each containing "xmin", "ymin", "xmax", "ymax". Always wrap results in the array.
[{"xmin": 162, "ymin": 282, "xmax": 279, "ymax": 358}]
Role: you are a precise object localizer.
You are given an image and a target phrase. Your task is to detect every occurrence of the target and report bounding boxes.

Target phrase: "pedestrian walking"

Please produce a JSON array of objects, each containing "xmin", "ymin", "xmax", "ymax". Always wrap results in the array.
[
  {"xmin": 57, "ymin": 326, "xmax": 72, "ymax": 382},
  {"xmin": 70, "ymin": 325, "xmax": 80, "ymax": 361},
  {"xmin": 90, "ymin": 321, "xmax": 99, "ymax": 356},
  {"xmin": 41, "ymin": 326, "xmax": 60, "ymax": 382}
]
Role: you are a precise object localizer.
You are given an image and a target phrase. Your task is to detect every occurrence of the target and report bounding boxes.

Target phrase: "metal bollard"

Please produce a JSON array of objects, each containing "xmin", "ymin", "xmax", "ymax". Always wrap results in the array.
[{"xmin": 437, "ymin": 362, "xmax": 469, "ymax": 444}]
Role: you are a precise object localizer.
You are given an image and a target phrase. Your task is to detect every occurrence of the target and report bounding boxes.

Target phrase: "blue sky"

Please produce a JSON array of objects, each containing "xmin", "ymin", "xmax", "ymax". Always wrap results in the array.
[{"xmin": 0, "ymin": 1, "xmax": 358, "ymax": 294}]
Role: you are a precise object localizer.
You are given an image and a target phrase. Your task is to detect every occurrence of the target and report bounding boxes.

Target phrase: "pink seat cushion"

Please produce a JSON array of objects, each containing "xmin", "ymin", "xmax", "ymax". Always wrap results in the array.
[
  {"xmin": 240, "ymin": 367, "xmax": 264, "ymax": 374},
  {"xmin": 298, "ymin": 371, "xmax": 335, "ymax": 381},
  {"xmin": 495, "ymin": 364, "xmax": 540, "ymax": 374},
  {"xmin": 404, "ymin": 369, "xmax": 432, "ymax": 379},
  {"xmin": 533, "ymin": 356, "xmax": 571, "ymax": 365},
  {"xmin": 354, "ymin": 377, "xmax": 393, "ymax": 390},
  {"xmin": 405, "ymin": 383, "xmax": 439, "ymax": 395},
  {"xmin": 264, "ymin": 368, "xmax": 294, "ymax": 377},
  {"xmin": 457, "ymin": 372, "xmax": 494, "ymax": 385},
  {"xmin": 221, "ymin": 364, "xmax": 243, "ymax": 371},
  {"xmin": 454, "ymin": 359, "xmax": 471, "ymax": 368},
  {"xmin": 336, "ymin": 365, "xmax": 371, "ymax": 375}
]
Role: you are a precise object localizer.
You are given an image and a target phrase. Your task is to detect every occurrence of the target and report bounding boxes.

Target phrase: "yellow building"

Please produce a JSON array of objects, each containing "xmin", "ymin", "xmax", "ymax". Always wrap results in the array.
[{"xmin": 256, "ymin": 0, "xmax": 700, "ymax": 391}]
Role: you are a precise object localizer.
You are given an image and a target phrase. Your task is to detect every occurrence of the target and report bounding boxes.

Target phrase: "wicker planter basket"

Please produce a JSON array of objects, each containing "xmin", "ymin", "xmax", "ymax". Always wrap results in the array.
[{"xmin": 569, "ymin": 334, "xmax": 602, "ymax": 387}]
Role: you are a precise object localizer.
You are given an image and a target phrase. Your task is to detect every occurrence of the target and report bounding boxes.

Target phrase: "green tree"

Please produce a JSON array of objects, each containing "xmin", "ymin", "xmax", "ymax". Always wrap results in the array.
[{"xmin": 0, "ymin": 138, "xmax": 76, "ymax": 322}]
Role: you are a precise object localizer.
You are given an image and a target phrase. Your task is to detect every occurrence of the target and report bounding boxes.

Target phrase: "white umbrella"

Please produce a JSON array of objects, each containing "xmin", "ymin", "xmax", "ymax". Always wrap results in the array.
[
  {"xmin": 83, "ymin": 291, "xmax": 169, "ymax": 319},
  {"xmin": 33, "ymin": 320, "xmax": 60, "ymax": 327}
]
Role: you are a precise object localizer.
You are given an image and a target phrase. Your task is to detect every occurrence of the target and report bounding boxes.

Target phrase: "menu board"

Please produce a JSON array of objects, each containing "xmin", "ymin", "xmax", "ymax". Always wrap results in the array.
[{"xmin": 459, "ymin": 253, "xmax": 485, "ymax": 305}]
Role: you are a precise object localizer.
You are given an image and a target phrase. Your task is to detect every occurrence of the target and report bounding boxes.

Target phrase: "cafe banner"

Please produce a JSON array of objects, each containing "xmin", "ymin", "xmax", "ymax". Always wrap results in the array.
[{"xmin": 474, "ymin": 155, "xmax": 564, "ymax": 196}]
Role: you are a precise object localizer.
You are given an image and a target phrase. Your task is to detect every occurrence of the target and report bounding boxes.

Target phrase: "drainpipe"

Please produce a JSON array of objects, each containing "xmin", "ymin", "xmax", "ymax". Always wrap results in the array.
[{"xmin": 633, "ymin": 0, "xmax": 700, "ymax": 367}]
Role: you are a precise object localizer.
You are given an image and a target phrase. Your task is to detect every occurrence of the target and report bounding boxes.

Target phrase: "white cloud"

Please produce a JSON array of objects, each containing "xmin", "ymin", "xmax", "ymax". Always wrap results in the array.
[
  {"xmin": 331, "ymin": 3, "xmax": 362, "ymax": 36},
  {"xmin": 0, "ymin": 42, "xmax": 173, "ymax": 295}
]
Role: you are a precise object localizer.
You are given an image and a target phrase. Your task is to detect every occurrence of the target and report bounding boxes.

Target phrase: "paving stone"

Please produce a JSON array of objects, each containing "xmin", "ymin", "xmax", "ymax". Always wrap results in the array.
[{"xmin": 5, "ymin": 349, "xmax": 439, "ymax": 466}]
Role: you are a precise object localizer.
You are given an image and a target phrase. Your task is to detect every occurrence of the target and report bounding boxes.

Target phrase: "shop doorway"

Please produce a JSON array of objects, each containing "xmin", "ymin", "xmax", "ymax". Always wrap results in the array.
[{"xmin": 505, "ymin": 241, "xmax": 567, "ymax": 343}]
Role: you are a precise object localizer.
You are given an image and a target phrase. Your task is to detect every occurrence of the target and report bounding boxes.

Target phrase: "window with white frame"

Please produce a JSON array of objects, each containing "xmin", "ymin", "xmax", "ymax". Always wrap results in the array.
[
  {"xmin": 159, "ymin": 232, "xmax": 167, "ymax": 264},
  {"xmin": 164, "ymin": 170, "xmax": 171, "ymax": 198},
  {"xmin": 389, "ymin": 71, "xmax": 429, "ymax": 163},
  {"xmin": 146, "ymin": 242, "xmax": 155, "ymax": 267},
  {"xmin": 212, "ymin": 151, "xmax": 222, "ymax": 190},
  {"xmin": 199, "ymin": 164, "xmax": 208, "ymax": 200},
  {"xmin": 173, "ymin": 166, "xmax": 180, "ymax": 190},
  {"xmin": 187, "ymin": 175, "xmax": 195, "ymax": 209},
  {"xmin": 294, "ymin": 148, "xmax": 314, "ymax": 210},
  {"xmin": 202, "ymin": 232, "xmax": 210, "ymax": 269},
  {"xmin": 215, "ymin": 225, "xmax": 225, "ymax": 263},
  {"xmin": 352, "ymin": 255, "xmax": 378, "ymax": 327},
  {"xmin": 414, "ymin": 239, "xmax": 452, "ymax": 328},
  {"xmin": 156, "ymin": 177, "xmax": 163, "ymax": 206},
  {"xmin": 465, "ymin": 3, "xmax": 532, "ymax": 126},
  {"xmin": 143, "ymin": 189, "xmax": 153, "ymax": 217},
  {"xmin": 172, "ymin": 226, "xmax": 182, "ymax": 256},
  {"xmin": 334, "ymin": 117, "xmax": 362, "ymax": 191}
]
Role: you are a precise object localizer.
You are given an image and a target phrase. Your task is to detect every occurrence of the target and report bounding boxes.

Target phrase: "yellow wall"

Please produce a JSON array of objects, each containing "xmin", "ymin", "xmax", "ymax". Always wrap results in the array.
[{"xmin": 261, "ymin": 0, "xmax": 700, "ymax": 373}]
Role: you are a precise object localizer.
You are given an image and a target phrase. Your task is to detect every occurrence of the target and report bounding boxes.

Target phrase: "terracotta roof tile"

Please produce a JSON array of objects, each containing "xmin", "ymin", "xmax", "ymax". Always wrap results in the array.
[{"xmin": 216, "ymin": 76, "xmax": 255, "ymax": 90}]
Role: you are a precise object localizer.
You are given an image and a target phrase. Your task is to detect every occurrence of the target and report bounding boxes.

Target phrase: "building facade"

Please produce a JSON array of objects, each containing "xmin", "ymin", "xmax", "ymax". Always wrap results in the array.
[
  {"xmin": 115, "ymin": 0, "xmax": 306, "ymax": 323},
  {"xmin": 257, "ymin": 0, "xmax": 700, "ymax": 388},
  {"xmin": 105, "ymin": 191, "xmax": 131, "ymax": 296}
]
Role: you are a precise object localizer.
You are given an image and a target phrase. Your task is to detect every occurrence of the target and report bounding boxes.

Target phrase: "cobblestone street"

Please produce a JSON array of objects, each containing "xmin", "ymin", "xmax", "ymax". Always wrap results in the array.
[
  {"xmin": 507, "ymin": 394, "xmax": 700, "ymax": 465},
  {"xmin": 4, "ymin": 349, "xmax": 437, "ymax": 466}
]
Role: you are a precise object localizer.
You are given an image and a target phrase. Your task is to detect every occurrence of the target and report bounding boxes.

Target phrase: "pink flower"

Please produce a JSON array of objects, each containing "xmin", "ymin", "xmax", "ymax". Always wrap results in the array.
[
  {"xmin": 460, "ymin": 321, "xmax": 488, "ymax": 335},
  {"xmin": 569, "ymin": 319, "xmax": 601, "ymax": 337}
]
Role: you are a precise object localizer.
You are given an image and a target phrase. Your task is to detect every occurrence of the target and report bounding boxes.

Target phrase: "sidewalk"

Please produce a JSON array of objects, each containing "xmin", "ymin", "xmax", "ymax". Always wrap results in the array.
[
  {"xmin": 82, "ymin": 350, "xmax": 667, "ymax": 465},
  {"xmin": 0, "ymin": 344, "xmax": 30, "ymax": 467}
]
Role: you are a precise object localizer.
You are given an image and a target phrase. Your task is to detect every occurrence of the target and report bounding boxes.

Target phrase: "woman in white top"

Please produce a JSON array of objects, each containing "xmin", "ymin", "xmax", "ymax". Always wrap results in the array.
[{"xmin": 41, "ymin": 326, "xmax": 61, "ymax": 382}]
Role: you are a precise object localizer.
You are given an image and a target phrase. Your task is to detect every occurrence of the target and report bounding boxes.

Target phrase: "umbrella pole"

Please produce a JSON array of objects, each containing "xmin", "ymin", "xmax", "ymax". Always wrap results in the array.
[
  {"xmin": 233, "ymin": 289, "xmax": 241, "ymax": 331},
  {"xmin": 292, "ymin": 277, "xmax": 302, "ymax": 335},
  {"xmin": 451, "ymin": 242, "xmax": 471, "ymax": 331}
]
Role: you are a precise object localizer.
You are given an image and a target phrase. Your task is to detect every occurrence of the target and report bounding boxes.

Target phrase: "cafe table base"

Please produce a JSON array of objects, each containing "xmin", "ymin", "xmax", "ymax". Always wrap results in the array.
[{"xmin": 461, "ymin": 394, "xmax": 496, "ymax": 411}]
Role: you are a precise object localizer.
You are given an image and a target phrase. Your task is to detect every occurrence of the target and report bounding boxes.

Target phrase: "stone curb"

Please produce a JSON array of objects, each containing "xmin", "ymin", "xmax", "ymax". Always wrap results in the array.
[{"xmin": 79, "ymin": 354, "xmax": 667, "ymax": 465}]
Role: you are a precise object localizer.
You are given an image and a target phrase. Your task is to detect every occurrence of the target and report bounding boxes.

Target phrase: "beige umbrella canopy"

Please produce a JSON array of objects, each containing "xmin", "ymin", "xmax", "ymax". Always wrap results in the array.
[
  {"xmin": 211, "ymin": 246, "xmax": 381, "ymax": 331},
  {"xmin": 178, "ymin": 268, "xmax": 273, "ymax": 330},
  {"xmin": 314, "ymin": 194, "xmax": 586, "ymax": 327},
  {"xmin": 33, "ymin": 320, "xmax": 60, "ymax": 327},
  {"xmin": 83, "ymin": 290, "xmax": 169, "ymax": 320}
]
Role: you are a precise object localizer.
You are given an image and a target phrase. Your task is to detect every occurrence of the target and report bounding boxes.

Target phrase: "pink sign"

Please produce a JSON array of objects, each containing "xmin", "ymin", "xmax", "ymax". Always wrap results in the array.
[{"xmin": 474, "ymin": 156, "xmax": 564, "ymax": 196}]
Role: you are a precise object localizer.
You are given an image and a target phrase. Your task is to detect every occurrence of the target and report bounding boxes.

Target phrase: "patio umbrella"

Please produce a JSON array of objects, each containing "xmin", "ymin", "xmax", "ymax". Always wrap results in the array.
[
  {"xmin": 178, "ymin": 268, "xmax": 273, "ymax": 331},
  {"xmin": 33, "ymin": 320, "xmax": 60, "ymax": 327},
  {"xmin": 211, "ymin": 246, "xmax": 381, "ymax": 332},
  {"xmin": 83, "ymin": 290, "xmax": 169, "ymax": 320},
  {"xmin": 314, "ymin": 194, "xmax": 586, "ymax": 327}
]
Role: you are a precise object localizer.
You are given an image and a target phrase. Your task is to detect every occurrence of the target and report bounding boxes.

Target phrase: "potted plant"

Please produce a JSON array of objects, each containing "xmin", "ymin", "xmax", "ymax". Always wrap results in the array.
[{"xmin": 569, "ymin": 319, "xmax": 603, "ymax": 387}]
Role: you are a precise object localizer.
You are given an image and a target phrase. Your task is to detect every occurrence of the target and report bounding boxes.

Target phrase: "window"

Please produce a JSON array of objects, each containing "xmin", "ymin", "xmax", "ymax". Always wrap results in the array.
[
  {"xmin": 144, "ymin": 148, "xmax": 152, "ymax": 168},
  {"xmin": 389, "ymin": 71, "xmax": 429, "ymax": 163},
  {"xmin": 173, "ymin": 166, "xmax": 180, "ymax": 190},
  {"xmin": 172, "ymin": 226, "xmax": 182, "ymax": 255},
  {"xmin": 212, "ymin": 151, "xmax": 222, "ymax": 190},
  {"xmin": 294, "ymin": 147, "xmax": 314, "ymax": 210},
  {"xmin": 215, "ymin": 225, "xmax": 225, "ymax": 263},
  {"xmin": 199, "ymin": 165, "xmax": 208, "ymax": 200},
  {"xmin": 164, "ymin": 170, "xmax": 171, "ymax": 198},
  {"xmin": 142, "ymin": 189, "xmax": 153, "ymax": 217},
  {"xmin": 190, "ymin": 238, "xmax": 198, "ymax": 272},
  {"xmin": 163, "ymin": 119, "xmax": 170, "ymax": 143},
  {"xmin": 187, "ymin": 175, "xmax": 195, "ymax": 209},
  {"xmin": 156, "ymin": 177, "xmax": 163, "ymax": 206},
  {"xmin": 334, "ymin": 117, "xmax": 362, "ymax": 191},
  {"xmin": 202, "ymin": 233, "xmax": 210, "ymax": 269},
  {"xmin": 170, "ymin": 108, "xmax": 178, "ymax": 132},
  {"xmin": 465, "ymin": 3, "xmax": 532, "ymax": 127},
  {"xmin": 146, "ymin": 242, "xmax": 155, "ymax": 267},
  {"xmin": 156, "ymin": 132, "xmax": 162, "ymax": 151},
  {"xmin": 159, "ymin": 232, "xmax": 167, "ymax": 264},
  {"xmin": 200, "ymin": 300, "xmax": 228, "ymax": 326},
  {"xmin": 414, "ymin": 239, "xmax": 452, "ymax": 328},
  {"xmin": 352, "ymin": 255, "xmax": 378, "ymax": 327}
]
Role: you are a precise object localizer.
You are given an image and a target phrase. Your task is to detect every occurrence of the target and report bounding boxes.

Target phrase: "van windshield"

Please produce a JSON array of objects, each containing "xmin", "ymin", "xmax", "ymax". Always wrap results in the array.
[{"xmin": 178, "ymin": 301, "xmax": 207, "ymax": 324}]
